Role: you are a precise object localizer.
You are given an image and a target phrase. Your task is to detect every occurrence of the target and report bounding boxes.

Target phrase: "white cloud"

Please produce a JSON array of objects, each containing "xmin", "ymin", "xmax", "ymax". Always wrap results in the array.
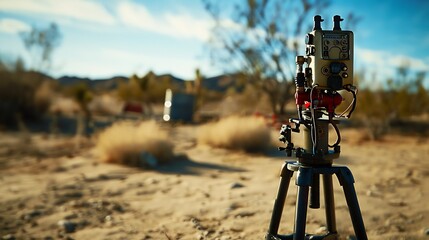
[
  {"xmin": 0, "ymin": 18, "xmax": 31, "ymax": 33},
  {"xmin": 116, "ymin": 1, "xmax": 212, "ymax": 41},
  {"xmin": 164, "ymin": 13, "xmax": 211, "ymax": 41},
  {"xmin": 0, "ymin": 0, "xmax": 217, "ymax": 41},
  {"xmin": 355, "ymin": 47, "xmax": 429, "ymax": 86},
  {"xmin": 116, "ymin": 2, "xmax": 158, "ymax": 32},
  {"xmin": 0, "ymin": 0, "xmax": 115, "ymax": 25},
  {"xmin": 357, "ymin": 47, "xmax": 429, "ymax": 72}
]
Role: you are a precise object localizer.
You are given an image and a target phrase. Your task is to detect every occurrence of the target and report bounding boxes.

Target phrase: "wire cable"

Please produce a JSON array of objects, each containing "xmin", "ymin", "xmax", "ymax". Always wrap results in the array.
[
  {"xmin": 310, "ymin": 85, "xmax": 318, "ymax": 154},
  {"xmin": 328, "ymin": 120, "xmax": 341, "ymax": 147},
  {"xmin": 337, "ymin": 86, "xmax": 358, "ymax": 119},
  {"xmin": 346, "ymin": 88, "xmax": 358, "ymax": 118}
]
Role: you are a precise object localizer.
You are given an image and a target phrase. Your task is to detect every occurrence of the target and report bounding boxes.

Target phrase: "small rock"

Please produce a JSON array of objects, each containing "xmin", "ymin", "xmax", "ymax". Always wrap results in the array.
[
  {"xmin": 315, "ymin": 226, "xmax": 327, "ymax": 234},
  {"xmin": 366, "ymin": 190, "xmax": 381, "ymax": 197},
  {"xmin": 424, "ymin": 228, "xmax": 429, "ymax": 235},
  {"xmin": 64, "ymin": 213, "xmax": 78, "ymax": 220},
  {"xmin": 22, "ymin": 210, "xmax": 43, "ymax": 220},
  {"xmin": 230, "ymin": 182, "xmax": 244, "ymax": 189},
  {"xmin": 209, "ymin": 173, "xmax": 218, "ymax": 179},
  {"xmin": 195, "ymin": 232, "xmax": 204, "ymax": 240},
  {"xmin": 91, "ymin": 200, "xmax": 109, "ymax": 210},
  {"xmin": 234, "ymin": 211, "xmax": 255, "ymax": 218},
  {"xmin": 385, "ymin": 213, "xmax": 408, "ymax": 226},
  {"xmin": 393, "ymin": 225, "xmax": 405, "ymax": 232},
  {"xmin": 346, "ymin": 235, "xmax": 357, "ymax": 240},
  {"xmin": 227, "ymin": 202, "xmax": 242, "ymax": 211},
  {"xmin": 388, "ymin": 199, "xmax": 406, "ymax": 207},
  {"xmin": 230, "ymin": 225, "xmax": 243, "ymax": 232},
  {"xmin": 57, "ymin": 220, "xmax": 76, "ymax": 233},
  {"xmin": 2, "ymin": 234, "xmax": 15, "ymax": 240},
  {"xmin": 141, "ymin": 234, "xmax": 152, "ymax": 240},
  {"xmin": 239, "ymin": 175, "xmax": 250, "ymax": 181},
  {"xmin": 61, "ymin": 191, "xmax": 84, "ymax": 199},
  {"xmin": 110, "ymin": 203, "xmax": 125, "ymax": 212},
  {"xmin": 191, "ymin": 218, "xmax": 206, "ymax": 231},
  {"xmin": 203, "ymin": 229, "xmax": 215, "ymax": 236},
  {"xmin": 104, "ymin": 215, "xmax": 114, "ymax": 227},
  {"xmin": 145, "ymin": 178, "xmax": 159, "ymax": 184},
  {"xmin": 104, "ymin": 215, "xmax": 113, "ymax": 222}
]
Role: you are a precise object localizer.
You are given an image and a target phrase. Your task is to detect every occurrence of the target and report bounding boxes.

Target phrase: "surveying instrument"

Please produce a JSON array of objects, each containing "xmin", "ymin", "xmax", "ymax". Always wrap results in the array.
[{"xmin": 266, "ymin": 15, "xmax": 367, "ymax": 240}]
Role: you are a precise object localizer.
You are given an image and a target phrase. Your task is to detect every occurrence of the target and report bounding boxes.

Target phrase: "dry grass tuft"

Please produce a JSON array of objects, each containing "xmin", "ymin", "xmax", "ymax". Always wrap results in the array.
[
  {"xmin": 89, "ymin": 94, "xmax": 123, "ymax": 116},
  {"xmin": 197, "ymin": 116, "xmax": 272, "ymax": 152},
  {"xmin": 94, "ymin": 121, "xmax": 174, "ymax": 167},
  {"xmin": 49, "ymin": 96, "xmax": 80, "ymax": 115}
]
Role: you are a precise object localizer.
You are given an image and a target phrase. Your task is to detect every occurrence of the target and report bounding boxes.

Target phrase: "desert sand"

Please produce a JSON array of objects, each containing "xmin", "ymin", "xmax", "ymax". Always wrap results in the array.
[{"xmin": 1, "ymin": 125, "xmax": 428, "ymax": 240}]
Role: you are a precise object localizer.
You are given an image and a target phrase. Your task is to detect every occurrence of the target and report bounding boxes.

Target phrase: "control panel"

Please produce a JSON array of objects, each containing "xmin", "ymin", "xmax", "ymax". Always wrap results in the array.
[{"xmin": 305, "ymin": 16, "xmax": 354, "ymax": 90}]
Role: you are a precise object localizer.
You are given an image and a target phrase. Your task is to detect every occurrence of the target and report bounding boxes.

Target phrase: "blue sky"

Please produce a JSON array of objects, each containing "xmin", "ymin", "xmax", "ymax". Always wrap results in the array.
[{"xmin": 0, "ymin": 0, "xmax": 428, "ymax": 86}]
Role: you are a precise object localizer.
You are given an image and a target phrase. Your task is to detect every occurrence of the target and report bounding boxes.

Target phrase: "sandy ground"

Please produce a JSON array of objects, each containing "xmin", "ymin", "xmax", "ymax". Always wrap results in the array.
[{"xmin": 0, "ymin": 125, "xmax": 428, "ymax": 240}]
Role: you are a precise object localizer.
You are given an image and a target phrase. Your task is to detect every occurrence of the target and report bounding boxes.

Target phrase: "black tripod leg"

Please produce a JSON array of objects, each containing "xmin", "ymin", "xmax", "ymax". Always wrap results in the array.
[
  {"xmin": 309, "ymin": 174, "xmax": 320, "ymax": 209},
  {"xmin": 337, "ymin": 168, "xmax": 368, "ymax": 240},
  {"xmin": 267, "ymin": 162, "xmax": 294, "ymax": 237},
  {"xmin": 323, "ymin": 173, "xmax": 337, "ymax": 234},
  {"xmin": 293, "ymin": 167, "xmax": 312, "ymax": 240},
  {"xmin": 294, "ymin": 185, "xmax": 309, "ymax": 239}
]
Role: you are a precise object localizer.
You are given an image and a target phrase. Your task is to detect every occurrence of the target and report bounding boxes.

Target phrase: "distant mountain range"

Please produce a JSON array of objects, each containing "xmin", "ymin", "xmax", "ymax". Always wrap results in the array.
[
  {"xmin": 58, "ymin": 75, "xmax": 128, "ymax": 91},
  {"xmin": 57, "ymin": 72, "xmax": 246, "ymax": 93}
]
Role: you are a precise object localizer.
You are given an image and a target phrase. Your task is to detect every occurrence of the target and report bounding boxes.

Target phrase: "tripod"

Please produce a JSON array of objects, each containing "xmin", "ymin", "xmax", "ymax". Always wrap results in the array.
[
  {"xmin": 265, "ymin": 14, "xmax": 367, "ymax": 239},
  {"xmin": 266, "ymin": 117, "xmax": 368, "ymax": 240}
]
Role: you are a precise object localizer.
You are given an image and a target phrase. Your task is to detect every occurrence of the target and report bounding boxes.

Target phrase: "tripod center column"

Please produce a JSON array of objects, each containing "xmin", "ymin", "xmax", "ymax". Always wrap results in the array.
[{"xmin": 303, "ymin": 116, "xmax": 329, "ymax": 155}]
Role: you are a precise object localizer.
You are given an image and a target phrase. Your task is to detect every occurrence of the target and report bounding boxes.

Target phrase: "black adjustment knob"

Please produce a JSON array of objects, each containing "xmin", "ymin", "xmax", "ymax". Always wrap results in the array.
[
  {"xmin": 313, "ymin": 15, "xmax": 324, "ymax": 30},
  {"xmin": 310, "ymin": 46, "xmax": 316, "ymax": 55},
  {"xmin": 306, "ymin": 33, "xmax": 314, "ymax": 44},
  {"xmin": 295, "ymin": 72, "xmax": 305, "ymax": 87},
  {"xmin": 333, "ymin": 15, "xmax": 343, "ymax": 31}
]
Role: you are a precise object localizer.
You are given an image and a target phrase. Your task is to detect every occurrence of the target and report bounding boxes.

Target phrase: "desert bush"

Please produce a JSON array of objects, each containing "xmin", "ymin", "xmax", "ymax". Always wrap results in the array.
[
  {"xmin": 49, "ymin": 96, "xmax": 80, "ymax": 115},
  {"xmin": 197, "ymin": 116, "xmax": 272, "ymax": 152},
  {"xmin": 117, "ymin": 72, "xmax": 177, "ymax": 104},
  {"xmin": 94, "ymin": 121, "xmax": 174, "ymax": 168},
  {"xmin": 64, "ymin": 82, "xmax": 93, "ymax": 109},
  {"xmin": 63, "ymin": 82, "xmax": 94, "ymax": 136},
  {"xmin": 117, "ymin": 77, "xmax": 143, "ymax": 102},
  {"xmin": 88, "ymin": 94, "xmax": 123, "ymax": 116},
  {"xmin": 0, "ymin": 68, "xmax": 54, "ymax": 126},
  {"xmin": 220, "ymin": 84, "xmax": 272, "ymax": 117},
  {"xmin": 34, "ymin": 80, "xmax": 56, "ymax": 113},
  {"xmin": 354, "ymin": 66, "xmax": 428, "ymax": 140}
]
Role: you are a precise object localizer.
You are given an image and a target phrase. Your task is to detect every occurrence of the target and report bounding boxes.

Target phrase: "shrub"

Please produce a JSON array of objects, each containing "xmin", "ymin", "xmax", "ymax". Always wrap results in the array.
[
  {"xmin": 0, "ymin": 70, "xmax": 53, "ymax": 126},
  {"xmin": 94, "ymin": 121, "xmax": 174, "ymax": 167},
  {"xmin": 197, "ymin": 116, "xmax": 272, "ymax": 152},
  {"xmin": 88, "ymin": 94, "xmax": 123, "ymax": 116},
  {"xmin": 49, "ymin": 97, "xmax": 80, "ymax": 115}
]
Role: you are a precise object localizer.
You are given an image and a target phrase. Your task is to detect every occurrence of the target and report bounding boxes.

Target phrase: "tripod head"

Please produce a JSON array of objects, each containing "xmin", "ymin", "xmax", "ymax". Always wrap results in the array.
[{"xmin": 280, "ymin": 15, "xmax": 358, "ymax": 165}]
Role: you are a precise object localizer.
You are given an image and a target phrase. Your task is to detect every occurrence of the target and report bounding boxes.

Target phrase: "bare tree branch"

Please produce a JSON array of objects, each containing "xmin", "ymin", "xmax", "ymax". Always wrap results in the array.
[{"xmin": 203, "ymin": 0, "xmax": 332, "ymax": 114}]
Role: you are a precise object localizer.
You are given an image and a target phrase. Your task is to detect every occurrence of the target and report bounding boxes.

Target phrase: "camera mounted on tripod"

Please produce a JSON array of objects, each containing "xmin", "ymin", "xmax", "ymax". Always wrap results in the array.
[
  {"xmin": 267, "ymin": 15, "xmax": 368, "ymax": 240},
  {"xmin": 279, "ymin": 15, "xmax": 358, "ymax": 165},
  {"xmin": 307, "ymin": 15, "xmax": 354, "ymax": 90}
]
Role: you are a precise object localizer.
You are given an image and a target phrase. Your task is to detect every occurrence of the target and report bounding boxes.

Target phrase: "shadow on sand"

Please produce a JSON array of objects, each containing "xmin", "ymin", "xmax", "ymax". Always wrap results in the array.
[{"xmin": 155, "ymin": 155, "xmax": 246, "ymax": 175}]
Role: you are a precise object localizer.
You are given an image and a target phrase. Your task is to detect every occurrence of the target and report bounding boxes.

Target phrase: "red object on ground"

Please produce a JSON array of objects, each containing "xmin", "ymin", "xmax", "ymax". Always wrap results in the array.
[{"xmin": 123, "ymin": 102, "xmax": 144, "ymax": 114}]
